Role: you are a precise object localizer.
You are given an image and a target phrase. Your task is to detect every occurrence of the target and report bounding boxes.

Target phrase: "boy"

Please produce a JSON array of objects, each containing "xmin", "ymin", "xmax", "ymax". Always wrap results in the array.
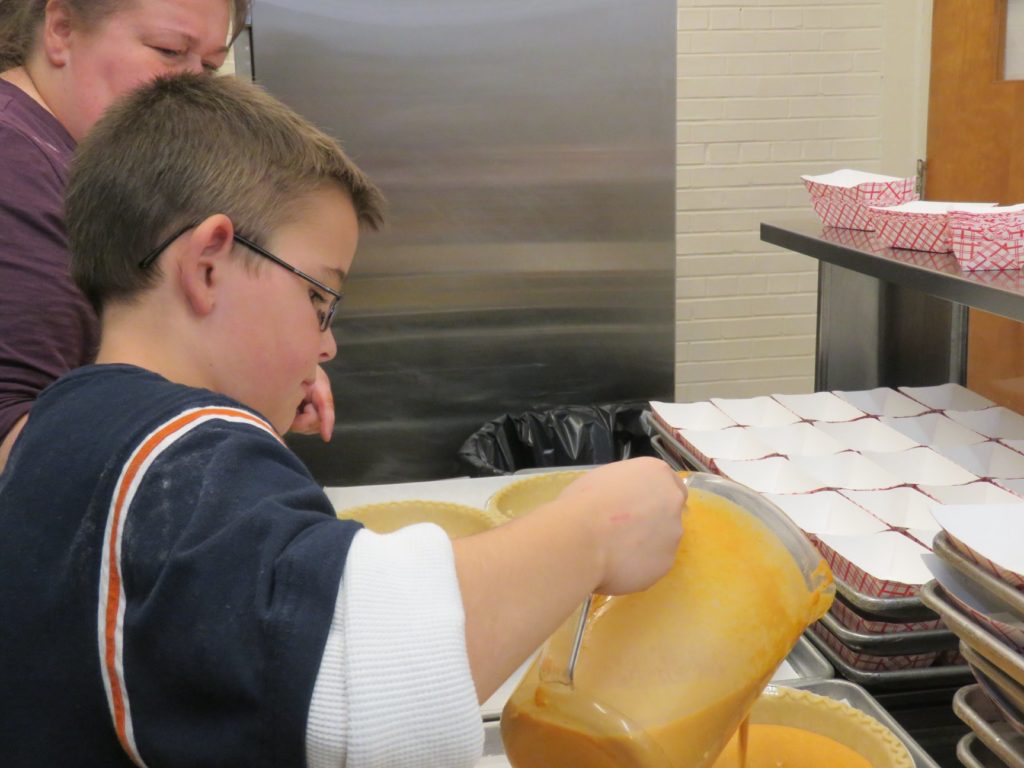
[{"xmin": 0, "ymin": 74, "xmax": 685, "ymax": 766}]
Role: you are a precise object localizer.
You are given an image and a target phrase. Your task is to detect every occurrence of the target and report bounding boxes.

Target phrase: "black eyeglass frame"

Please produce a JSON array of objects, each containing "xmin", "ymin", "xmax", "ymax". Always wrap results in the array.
[{"xmin": 138, "ymin": 221, "xmax": 343, "ymax": 332}]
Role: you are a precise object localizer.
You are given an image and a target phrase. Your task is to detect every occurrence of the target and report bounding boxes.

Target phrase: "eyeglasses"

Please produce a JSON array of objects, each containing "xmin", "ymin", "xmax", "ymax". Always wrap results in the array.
[{"xmin": 139, "ymin": 221, "xmax": 343, "ymax": 332}]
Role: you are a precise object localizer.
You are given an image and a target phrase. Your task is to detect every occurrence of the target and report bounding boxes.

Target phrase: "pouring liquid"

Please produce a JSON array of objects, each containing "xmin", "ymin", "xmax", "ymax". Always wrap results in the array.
[
  {"xmin": 712, "ymin": 723, "xmax": 872, "ymax": 768},
  {"xmin": 502, "ymin": 487, "xmax": 833, "ymax": 768}
]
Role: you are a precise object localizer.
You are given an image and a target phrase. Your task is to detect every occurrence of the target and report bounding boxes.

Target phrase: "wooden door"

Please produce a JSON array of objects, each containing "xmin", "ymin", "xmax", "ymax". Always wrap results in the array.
[{"xmin": 928, "ymin": 0, "xmax": 1024, "ymax": 410}]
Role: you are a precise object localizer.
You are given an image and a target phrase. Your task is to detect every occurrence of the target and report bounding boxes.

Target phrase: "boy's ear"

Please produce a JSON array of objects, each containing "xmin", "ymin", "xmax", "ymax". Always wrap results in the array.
[
  {"xmin": 41, "ymin": 0, "xmax": 75, "ymax": 67},
  {"xmin": 177, "ymin": 215, "xmax": 235, "ymax": 317}
]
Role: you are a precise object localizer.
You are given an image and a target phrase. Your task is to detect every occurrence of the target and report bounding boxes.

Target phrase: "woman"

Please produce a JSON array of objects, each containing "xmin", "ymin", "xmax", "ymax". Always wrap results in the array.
[{"xmin": 0, "ymin": 0, "xmax": 336, "ymax": 472}]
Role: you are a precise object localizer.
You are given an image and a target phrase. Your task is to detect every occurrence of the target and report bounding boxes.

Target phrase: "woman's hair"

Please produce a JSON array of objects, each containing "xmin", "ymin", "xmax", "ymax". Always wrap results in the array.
[
  {"xmin": 67, "ymin": 73, "xmax": 385, "ymax": 314},
  {"xmin": 0, "ymin": 0, "xmax": 251, "ymax": 71}
]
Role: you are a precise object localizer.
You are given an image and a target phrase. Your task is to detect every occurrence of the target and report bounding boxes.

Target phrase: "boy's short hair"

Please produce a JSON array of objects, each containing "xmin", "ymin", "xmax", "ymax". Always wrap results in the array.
[{"xmin": 67, "ymin": 73, "xmax": 385, "ymax": 313}]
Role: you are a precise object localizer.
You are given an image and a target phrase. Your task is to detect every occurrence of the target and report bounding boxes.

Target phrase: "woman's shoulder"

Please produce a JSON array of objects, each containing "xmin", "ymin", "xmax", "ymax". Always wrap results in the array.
[{"xmin": 0, "ymin": 80, "xmax": 75, "ymax": 172}]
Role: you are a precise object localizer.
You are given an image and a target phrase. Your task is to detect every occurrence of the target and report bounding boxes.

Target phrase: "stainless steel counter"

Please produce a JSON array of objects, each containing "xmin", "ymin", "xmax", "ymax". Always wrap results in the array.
[
  {"xmin": 761, "ymin": 217, "xmax": 989, "ymax": 391},
  {"xmin": 761, "ymin": 218, "xmax": 1024, "ymax": 323}
]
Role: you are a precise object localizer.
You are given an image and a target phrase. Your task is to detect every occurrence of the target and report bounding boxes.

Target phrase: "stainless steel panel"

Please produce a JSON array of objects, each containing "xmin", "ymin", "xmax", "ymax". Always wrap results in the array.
[
  {"xmin": 816, "ymin": 263, "xmax": 966, "ymax": 392},
  {"xmin": 252, "ymin": 1, "xmax": 676, "ymax": 484}
]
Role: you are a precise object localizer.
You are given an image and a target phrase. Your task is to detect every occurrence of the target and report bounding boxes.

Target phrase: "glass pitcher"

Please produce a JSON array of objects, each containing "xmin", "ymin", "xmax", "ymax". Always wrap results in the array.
[{"xmin": 501, "ymin": 472, "xmax": 834, "ymax": 768}]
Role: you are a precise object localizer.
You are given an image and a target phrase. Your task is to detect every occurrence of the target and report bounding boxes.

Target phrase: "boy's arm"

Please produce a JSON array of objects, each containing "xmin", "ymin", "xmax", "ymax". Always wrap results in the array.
[
  {"xmin": 453, "ymin": 458, "xmax": 686, "ymax": 701},
  {"xmin": 313, "ymin": 458, "xmax": 684, "ymax": 767}
]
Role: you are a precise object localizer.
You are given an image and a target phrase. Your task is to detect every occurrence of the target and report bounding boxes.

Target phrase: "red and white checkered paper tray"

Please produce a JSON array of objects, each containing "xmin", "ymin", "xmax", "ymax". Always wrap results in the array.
[
  {"xmin": 764, "ymin": 490, "xmax": 887, "ymax": 543},
  {"xmin": 867, "ymin": 201, "xmax": 998, "ymax": 253},
  {"xmin": 948, "ymin": 205, "xmax": 1024, "ymax": 272},
  {"xmin": 829, "ymin": 592, "xmax": 942, "ymax": 634},
  {"xmin": 649, "ymin": 400, "xmax": 736, "ymax": 433},
  {"xmin": 925, "ymin": 554, "xmax": 1024, "ymax": 652},
  {"xmin": 802, "ymin": 169, "xmax": 918, "ymax": 231},
  {"xmin": 675, "ymin": 427, "xmax": 776, "ymax": 472},
  {"xmin": 714, "ymin": 456, "xmax": 825, "ymax": 495},
  {"xmin": 815, "ymin": 531, "xmax": 933, "ymax": 599},
  {"xmin": 930, "ymin": 504, "xmax": 1024, "ymax": 590},
  {"xmin": 810, "ymin": 621, "xmax": 940, "ymax": 670}
]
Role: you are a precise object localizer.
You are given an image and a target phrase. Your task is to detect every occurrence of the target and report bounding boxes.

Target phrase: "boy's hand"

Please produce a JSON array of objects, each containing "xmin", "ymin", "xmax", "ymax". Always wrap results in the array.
[
  {"xmin": 290, "ymin": 366, "xmax": 335, "ymax": 442},
  {"xmin": 558, "ymin": 458, "xmax": 686, "ymax": 596}
]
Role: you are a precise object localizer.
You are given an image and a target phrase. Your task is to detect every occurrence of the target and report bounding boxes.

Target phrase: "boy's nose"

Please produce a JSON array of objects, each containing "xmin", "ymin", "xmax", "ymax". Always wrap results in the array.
[{"xmin": 319, "ymin": 327, "xmax": 338, "ymax": 362}]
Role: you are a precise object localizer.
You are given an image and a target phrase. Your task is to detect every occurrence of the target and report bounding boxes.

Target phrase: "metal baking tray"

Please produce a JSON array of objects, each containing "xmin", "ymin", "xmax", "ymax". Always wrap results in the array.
[
  {"xmin": 819, "ymin": 611, "xmax": 958, "ymax": 654},
  {"xmin": 954, "ymin": 685, "xmax": 1024, "ymax": 768},
  {"xmin": 478, "ymin": 678, "xmax": 938, "ymax": 768},
  {"xmin": 832, "ymin": 586, "xmax": 940, "ymax": 627},
  {"xmin": 805, "ymin": 626, "xmax": 973, "ymax": 692},
  {"xmin": 480, "ymin": 635, "xmax": 832, "ymax": 721},
  {"xmin": 642, "ymin": 411, "xmax": 703, "ymax": 471},
  {"xmin": 959, "ymin": 732, "xmax": 1013, "ymax": 768},
  {"xmin": 650, "ymin": 435, "xmax": 686, "ymax": 471},
  {"xmin": 921, "ymin": 581, "xmax": 1024, "ymax": 689},
  {"xmin": 786, "ymin": 678, "xmax": 941, "ymax": 768},
  {"xmin": 511, "ymin": 465, "xmax": 597, "ymax": 475},
  {"xmin": 833, "ymin": 574, "xmax": 937, "ymax": 622},
  {"xmin": 934, "ymin": 532, "xmax": 1024, "ymax": 619},
  {"xmin": 478, "ymin": 722, "xmax": 509, "ymax": 767},
  {"xmin": 961, "ymin": 642, "xmax": 1024, "ymax": 718},
  {"xmin": 775, "ymin": 634, "xmax": 835, "ymax": 682}
]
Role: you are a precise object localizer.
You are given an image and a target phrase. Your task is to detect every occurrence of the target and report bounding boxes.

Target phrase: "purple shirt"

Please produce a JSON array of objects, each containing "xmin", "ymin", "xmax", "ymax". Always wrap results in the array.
[{"xmin": 0, "ymin": 79, "xmax": 98, "ymax": 443}]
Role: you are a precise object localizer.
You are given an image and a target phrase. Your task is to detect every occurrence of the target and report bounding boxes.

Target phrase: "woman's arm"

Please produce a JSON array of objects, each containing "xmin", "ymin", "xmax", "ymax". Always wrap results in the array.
[{"xmin": 0, "ymin": 413, "xmax": 27, "ymax": 472}]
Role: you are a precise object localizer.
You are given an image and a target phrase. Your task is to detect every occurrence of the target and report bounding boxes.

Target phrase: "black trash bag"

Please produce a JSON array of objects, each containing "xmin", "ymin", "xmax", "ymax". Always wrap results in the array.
[{"xmin": 457, "ymin": 401, "xmax": 655, "ymax": 477}]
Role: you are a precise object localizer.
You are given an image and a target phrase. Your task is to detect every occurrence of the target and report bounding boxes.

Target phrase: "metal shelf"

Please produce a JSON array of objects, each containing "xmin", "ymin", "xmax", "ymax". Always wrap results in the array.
[{"xmin": 761, "ymin": 217, "xmax": 1024, "ymax": 323}]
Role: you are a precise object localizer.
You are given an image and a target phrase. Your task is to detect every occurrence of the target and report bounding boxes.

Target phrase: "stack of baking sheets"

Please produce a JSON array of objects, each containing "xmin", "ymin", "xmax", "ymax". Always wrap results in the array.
[
  {"xmin": 919, "ymin": 511, "xmax": 1024, "ymax": 768},
  {"xmin": 645, "ymin": 383, "xmax": 1024, "ymax": 689}
]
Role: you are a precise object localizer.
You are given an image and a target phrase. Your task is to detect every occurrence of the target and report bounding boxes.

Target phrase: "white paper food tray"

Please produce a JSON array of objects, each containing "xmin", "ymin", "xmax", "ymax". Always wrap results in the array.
[
  {"xmin": 936, "ymin": 442, "xmax": 1024, "ymax": 481},
  {"xmin": 791, "ymin": 452, "xmax": 903, "ymax": 491},
  {"xmin": 882, "ymin": 413, "xmax": 987, "ymax": 448},
  {"xmin": 650, "ymin": 400, "xmax": 736, "ymax": 431},
  {"xmin": 815, "ymin": 419, "xmax": 921, "ymax": 453},
  {"xmin": 772, "ymin": 392, "xmax": 866, "ymax": 423},
  {"xmin": 746, "ymin": 423, "xmax": 847, "ymax": 458},
  {"xmin": 677, "ymin": 427, "xmax": 775, "ymax": 467},
  {"xmin": 867, "ymin": 201, "xmax": 998, "ymax": 253},
  {"xmin": 898, "ymin": 384, "xmax": 996, "ymax": 412},
  {"xmin": 816, "ymin": 531, "xmax": 933, "ymax": 598},
  {"xmin": 764, "ymin": 491, "xmax": 888, "ymax": 539},
  {"xmin": 835, "ymin": 388, "xmax": 931, "ymax": 418},
  {"xmin": 930, "ymin": 504, "xmax": 1024, "ymax": 589},
  {"xmin": 920, "ymin": 481, "xmax": 1023, "ymax": 506},
  {"xmin": 946, "ymin": 408, "xmax": 1024, "ymax": 441},
  {"xmin": 714, "ymin": 456, "xmax": 824, "ymax": 494},
  {"xmin": 710, "ymin": 396, "xmax": 801, "ymax": 428},
  {"xmin": 802, "ymin": 170, "xmax": 918, "ymax": 231},
  {"xmin": 862, "ymin": 446, "xmax": 980, "ymax": 487},
  {"xmin": 842, "ymin": 487, "xmax": 940, "ymax": 532}
]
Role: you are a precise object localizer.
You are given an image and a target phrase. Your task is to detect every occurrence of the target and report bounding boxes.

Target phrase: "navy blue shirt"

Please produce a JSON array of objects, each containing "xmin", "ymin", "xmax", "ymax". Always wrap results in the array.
[{"xmin": 0, "ymin": 365, "xmax": 360, "ymax": 766}]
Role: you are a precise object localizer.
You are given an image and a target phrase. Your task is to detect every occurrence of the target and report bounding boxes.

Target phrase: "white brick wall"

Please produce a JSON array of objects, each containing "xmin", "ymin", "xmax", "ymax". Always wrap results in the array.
[{"xmin": 675, "ymin": 0, "xmax": 931, "ymax": 402}]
